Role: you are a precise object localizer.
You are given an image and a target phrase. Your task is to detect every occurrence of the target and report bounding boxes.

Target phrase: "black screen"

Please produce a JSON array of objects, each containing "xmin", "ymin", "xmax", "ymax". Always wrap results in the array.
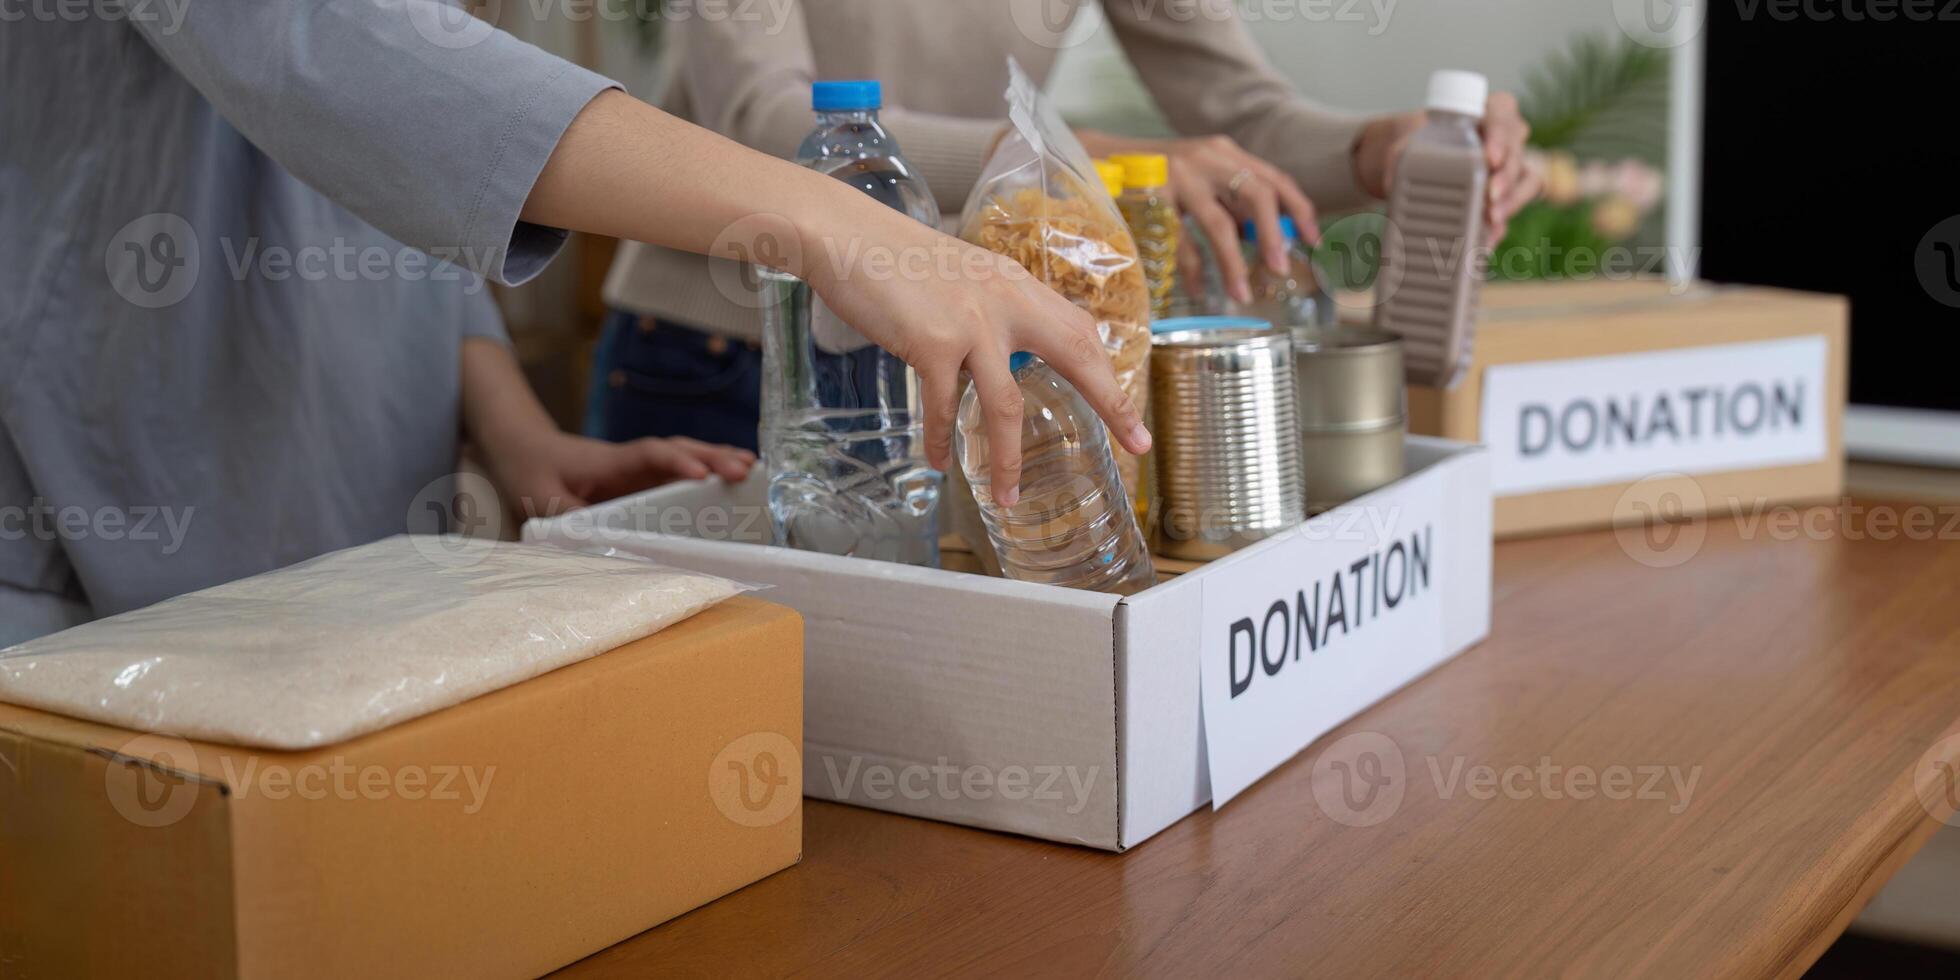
[{"xmin": 1698, "ymin": 3, "xmax": 1960, "ymax": 412}]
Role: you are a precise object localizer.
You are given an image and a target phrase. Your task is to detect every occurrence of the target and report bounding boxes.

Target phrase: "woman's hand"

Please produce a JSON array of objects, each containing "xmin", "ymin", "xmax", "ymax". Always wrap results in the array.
[
  {"xmin": 1353, "ymin": 91, "xmax": 1541, "ymax": 244},
  {"xmin": 795, "ymin": 208, "xmax": 1151, "ymax": 508},
  {"xmin": 1082, "ymin": 131, "xmax": 1320, "ymax": 306},
  {"xmin": 461, "ymin": 338, "xmax": 753, "ymax": 518},
  {"xmin": 1161, "ymin": 135, "xmax": 1323, "ymax": 306},
  {"xmin": 481, "ymin": 428, "xmax": 754, "ymax": 517}
]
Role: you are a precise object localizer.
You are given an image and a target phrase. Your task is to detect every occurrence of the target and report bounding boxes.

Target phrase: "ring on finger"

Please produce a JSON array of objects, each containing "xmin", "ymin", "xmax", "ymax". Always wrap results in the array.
[{"xmin": 1226, "ymin": 168, "xmax": 1255, "ymax": 200}]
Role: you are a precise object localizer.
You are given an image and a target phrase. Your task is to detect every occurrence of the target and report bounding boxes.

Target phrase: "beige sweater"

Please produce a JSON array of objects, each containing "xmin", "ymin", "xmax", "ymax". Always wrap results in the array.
[{"xmin": 604, "ymin": 0, "xmax": 1374, "ymax": 339}]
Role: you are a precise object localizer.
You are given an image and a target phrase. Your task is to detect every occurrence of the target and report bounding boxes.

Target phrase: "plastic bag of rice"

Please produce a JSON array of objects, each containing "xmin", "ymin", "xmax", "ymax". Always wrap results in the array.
[{"xmin": 0, "ymin": 536, "xmax": 750, "ymax": 749}]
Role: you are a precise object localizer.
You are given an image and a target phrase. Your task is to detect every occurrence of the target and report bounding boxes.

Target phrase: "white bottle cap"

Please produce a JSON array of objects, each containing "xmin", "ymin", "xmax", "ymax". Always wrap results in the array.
[{"xmin": 1426, "ymin": 69, "xmax": 1487, "ymax": 118}]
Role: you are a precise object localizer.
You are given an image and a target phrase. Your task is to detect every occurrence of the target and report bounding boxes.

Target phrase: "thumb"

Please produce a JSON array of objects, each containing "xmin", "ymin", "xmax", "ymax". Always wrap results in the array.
[
  {"xmin": 534, "ymin": 490, "xmax": 591, "ymax": 518},
  {"xmin": 511, "ymin": 478, "xmax": 588, "ymax": 519}
]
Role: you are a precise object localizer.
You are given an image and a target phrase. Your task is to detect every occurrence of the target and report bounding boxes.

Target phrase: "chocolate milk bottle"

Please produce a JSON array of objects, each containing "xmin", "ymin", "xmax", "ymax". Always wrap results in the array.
[{"xmin": 1376, "ymin": 69, "xmax": 1489, "ymax": 387}]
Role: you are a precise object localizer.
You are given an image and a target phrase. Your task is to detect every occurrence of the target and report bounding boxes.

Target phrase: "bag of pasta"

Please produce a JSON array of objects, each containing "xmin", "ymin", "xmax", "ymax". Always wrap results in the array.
[{"xmin": 959, "ymin": 58, "xmax": 1152, "ymax": 515}]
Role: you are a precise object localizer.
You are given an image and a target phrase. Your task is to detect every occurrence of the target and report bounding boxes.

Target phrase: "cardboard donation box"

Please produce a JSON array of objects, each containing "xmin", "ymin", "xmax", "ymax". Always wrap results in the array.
[
  {"xmin": 528, "ymin": 438, "xmax": 1493, "ymax": 851},
  {"xmin": 1405, "ymin": 279, "xmax": 1847, "ymax": 537},
  {"xmin": 0, "ymin": 596, "xmax": 804, "ymax": 979}
]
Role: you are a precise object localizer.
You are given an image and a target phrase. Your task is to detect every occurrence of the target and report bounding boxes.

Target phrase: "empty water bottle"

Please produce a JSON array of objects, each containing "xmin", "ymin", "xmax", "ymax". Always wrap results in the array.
[
  {"xmin": 760, "ymin": 80, "xmax": 942, "ymax": 566},
  {"xmin": 955, "ymin": 353, "xmax": 1156, "ymax": 595},
  {"xmin": 1234, "ymin": 216, "xmax": 1336, "ymax": 329}
]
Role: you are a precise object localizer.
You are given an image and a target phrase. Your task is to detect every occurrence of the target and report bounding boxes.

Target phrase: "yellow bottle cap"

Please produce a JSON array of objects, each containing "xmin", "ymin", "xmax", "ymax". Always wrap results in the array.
[
  {"xmin": 1110, "ymin": 152, "xmax": 1169, "ymax": 189},
  {"xmin": 1093, "ymin": 160, "xmax": 1125, "ymax": 199}
]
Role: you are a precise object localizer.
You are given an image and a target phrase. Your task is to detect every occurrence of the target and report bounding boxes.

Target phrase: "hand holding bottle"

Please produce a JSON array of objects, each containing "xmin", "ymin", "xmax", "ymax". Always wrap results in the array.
[
  {"xmin": 798, "ymin": 206, "xmax": 1153, "ymax": 507},
  {"xmin": 1354, "ymin": 89, "xmax": 1539, "ymax": 244},
  {"xmin": 524, "ymin": 90, "xmax": 1150, "ymax": 509}
]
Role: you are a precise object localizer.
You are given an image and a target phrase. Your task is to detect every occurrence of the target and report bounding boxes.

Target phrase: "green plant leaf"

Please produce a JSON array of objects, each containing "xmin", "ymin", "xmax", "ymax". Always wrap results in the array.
[{"xmin": 1520, "ymin": 34, "xmax": 1669, "ymax": 165}]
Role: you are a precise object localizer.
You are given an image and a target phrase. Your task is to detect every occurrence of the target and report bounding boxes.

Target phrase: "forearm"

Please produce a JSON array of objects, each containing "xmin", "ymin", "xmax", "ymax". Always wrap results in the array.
[
  {"xmin": 521, "ymin": 90, "xmax": 913, "ymax": 288},
  {"xmin": 1102, "ymin": 2, "xmax": 1373, "ymax": 210},
  {"xmin": 461, "ymin": 337, "xmax": 557, "ymax": 452}
]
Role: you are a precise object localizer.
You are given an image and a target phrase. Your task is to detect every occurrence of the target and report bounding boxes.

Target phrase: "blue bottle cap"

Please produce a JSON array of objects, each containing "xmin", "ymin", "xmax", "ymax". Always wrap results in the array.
[
  {"xmin": 812, "ymin": 80, "xmax": 882, "ymax": 112},
  {"xmin": 1008, "ymin": 351, "xmax": 1035, "ymax": 372},
  {"xmin": 1150, "ymin": 315, "xmax": 1272, "ymax": 335},
  {"xmin": 1238, "ymin": 215, "xmax": 1300, "ymax": 243}
]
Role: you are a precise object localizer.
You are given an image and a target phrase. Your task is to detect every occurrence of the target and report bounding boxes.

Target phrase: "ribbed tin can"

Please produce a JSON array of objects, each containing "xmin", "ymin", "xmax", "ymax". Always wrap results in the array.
[
  {"xmin": 1292, "ymin": 326, "xmax": 1406, "ymax": 512},
  {"xmin": 1148, "ymin": 317, "xmax": 1304, "ymax": 560}
]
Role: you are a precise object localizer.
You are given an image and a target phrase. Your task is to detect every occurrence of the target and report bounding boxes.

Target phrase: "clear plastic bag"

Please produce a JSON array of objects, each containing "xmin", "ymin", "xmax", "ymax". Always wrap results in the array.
[
  {"xmin": 958, "ymin": 58, "xmax": 1152, "ymax": 510},
  {"xmin": 0, "ymin": 536, "xmax": 752, "ymax": 750}
]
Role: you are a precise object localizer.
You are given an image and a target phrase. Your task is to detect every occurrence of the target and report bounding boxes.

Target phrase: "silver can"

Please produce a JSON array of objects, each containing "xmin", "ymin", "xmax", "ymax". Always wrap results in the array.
[
  {"xmin": 1148, "ymin": 317, "xmax": 1304, "ymax": 560},
  {"xmin": 1292, "ymin": 326, "xmax": 1406, "ymax": 512}
]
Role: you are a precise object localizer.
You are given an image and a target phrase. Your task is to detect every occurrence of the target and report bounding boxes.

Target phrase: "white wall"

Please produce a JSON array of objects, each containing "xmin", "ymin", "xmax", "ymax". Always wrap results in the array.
[{"xmin": 1051, "ymin": 0, "xmax": 1628, "ymax": 121}]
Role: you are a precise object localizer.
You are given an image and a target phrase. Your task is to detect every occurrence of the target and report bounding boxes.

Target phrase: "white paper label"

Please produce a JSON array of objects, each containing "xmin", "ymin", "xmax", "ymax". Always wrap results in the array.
[
  {"xmin": 1479, "ymin": 336, "xmax": 1830, "ymax": 495},
  {"xmin": 1198, "ymin": 474, "xmax": 1447, "ymax": 807}
]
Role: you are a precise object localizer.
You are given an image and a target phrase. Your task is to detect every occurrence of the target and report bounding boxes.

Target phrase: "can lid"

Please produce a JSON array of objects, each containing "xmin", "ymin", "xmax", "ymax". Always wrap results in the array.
[
  {"xmin": 1425, "ymin": 69, "xmax": 1487, "ymax": 118},
  {"xmin": 1093, "ymin": 160, "xmax": 1125, "ymax": 199},
  {"xmin": 1110, "ymin": 152, "xmax": 1169, "ymax": 189},
  {"xmin": 1009, "ymin": 351, "xmax": 1035, "ymax": 373},
  {"xmin": 1150, "ymin": 315, "xmax": 1272, "ymax": 335},
  {"xmin": 812, "ymin": 80, "xmax": 881, "ymax": 112},
  {"xmin": 1238, "ymin": 216, "xmax": 1300, "ymax": 244},
  {"xmin": 1291, "ymin": 324, "xmax": 1403, "ymax": 354}
]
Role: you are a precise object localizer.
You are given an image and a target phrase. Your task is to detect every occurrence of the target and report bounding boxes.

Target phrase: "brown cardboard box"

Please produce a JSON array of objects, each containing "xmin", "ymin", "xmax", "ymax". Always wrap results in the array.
[
  {"xmin": 0, "ymin": 595, "xmax": 803, "ymax": 979},
  {"xmin": 1404, "ymin": 279, "xmax": 1847, "ymax": 537}
]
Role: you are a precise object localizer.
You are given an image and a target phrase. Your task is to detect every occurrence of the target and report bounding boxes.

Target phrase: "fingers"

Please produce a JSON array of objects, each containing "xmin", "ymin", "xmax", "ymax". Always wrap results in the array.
[
  {"xmin": 1190, "ymin": 198, "xmax": 1250, "ymax": 305},
  {"xmin": 965, "ymin": 350, "xmax": 1025, "ymax": 508},
  {"xmin": 1482, "ymin": 92, "xmax": 1524, "ymax": 167},
  {"xmin": 1229, "ymin": 176, "xmax": 1289, "ymax": 276},
  {"xmin": 1023, "ymin": 300, "xmax": 1150, "ymax": 457},
  {"xmin": 1481, "ymin": 92, "xmax": 1529, "ymax": 201},
  {"xmin": 1487, "ymin": 152, "xmax": 1540, "ymax": 244},
  {"xmin": 1257, "ymin": 165, "xmax": 1321, "ymax": 248},
  {"xmin": 919, "ymin": 356, "xmax": 961, "ymax": 473},
  {"xmin": 666, "ymin": 436, "xmax": 756, "ymax": 482},
  {"xmin": 637, "ymin": 438, "xmax": 712, "ymax": 482}
]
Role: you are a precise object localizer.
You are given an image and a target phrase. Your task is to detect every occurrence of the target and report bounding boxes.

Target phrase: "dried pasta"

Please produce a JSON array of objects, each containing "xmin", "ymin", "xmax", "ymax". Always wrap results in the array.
[{"xmin": 960, "ymin": 173, "xmax": 1153, "ymax": 507}]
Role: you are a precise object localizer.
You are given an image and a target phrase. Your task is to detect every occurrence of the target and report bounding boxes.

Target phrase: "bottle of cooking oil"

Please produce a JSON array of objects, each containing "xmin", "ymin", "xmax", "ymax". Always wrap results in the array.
[
  {"xmin": 1376, "ymin": 69, "xmax": 1489, "ymax": 387},
  {"xmin": 1112, "ymin": 153, "xmax": 1178, "ymax": 320},
  {"xmin": 1093, "ymin": 159, "xmax": 1125, "ymax": 201},
  {"xmin": 954, "ymin": 353, "xmax": 1156, "ymax": 595}
]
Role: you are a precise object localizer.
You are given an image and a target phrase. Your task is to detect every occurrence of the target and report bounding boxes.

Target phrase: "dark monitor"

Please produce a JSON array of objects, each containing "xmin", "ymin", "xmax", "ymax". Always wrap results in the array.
[{"xmin": 1697, "ymin": 5, "xmax": 1960, "ymax": 463}]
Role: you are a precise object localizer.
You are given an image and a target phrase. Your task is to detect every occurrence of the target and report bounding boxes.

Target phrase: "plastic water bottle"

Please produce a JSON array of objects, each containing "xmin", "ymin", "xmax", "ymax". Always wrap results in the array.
[
  {"xmin": 760, "ymin": 80, "xmax": 942, "ymax": 566},
  {"xmin": 954, "ymin": 353, "xmax": 1156, "ymax": 595},
  {"xmin": 1234, "ymin": 216, "xmax": 1336, "ymax": 329}
]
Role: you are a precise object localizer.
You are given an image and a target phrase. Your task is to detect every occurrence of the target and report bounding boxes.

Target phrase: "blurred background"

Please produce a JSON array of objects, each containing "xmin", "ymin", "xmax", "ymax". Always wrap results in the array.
[{"xmin": 491, "ymin": 0, "xmax": 1670, "ymax": 430}]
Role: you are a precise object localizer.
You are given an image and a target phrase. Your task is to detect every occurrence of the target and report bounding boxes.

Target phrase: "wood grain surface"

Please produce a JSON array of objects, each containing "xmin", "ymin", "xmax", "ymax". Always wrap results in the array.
[{"xmin": 559, "ymin": 500, "xmax": 1960, "ymax": 979}]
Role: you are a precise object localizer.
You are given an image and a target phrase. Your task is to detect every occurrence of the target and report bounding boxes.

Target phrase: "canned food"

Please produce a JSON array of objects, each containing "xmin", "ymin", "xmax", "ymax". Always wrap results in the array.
[
  {"xmin": 1148, "ymin": 317, "xmax": 1304, "ymax": 559},
  {"xmin": 1291, "ymin": 325, "xmax": 1405, "ymax": 429},
  {"xmin": 1293, "ymin": 326, "xmax": 1407, "ymax": 512},
  {"xmin": 1300, "ymin": 423, "xmax": 1405, "ymax": 513}
]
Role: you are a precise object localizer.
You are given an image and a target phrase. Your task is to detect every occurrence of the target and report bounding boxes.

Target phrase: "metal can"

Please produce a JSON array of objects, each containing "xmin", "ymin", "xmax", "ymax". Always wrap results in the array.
[
  {"xmin": 1148, "ymin": 317, "xmax": 1304, "ymax": 560},
  {"xmin": 1292, "ymin": 326, "xmax": 1406, "ymax": 512}
]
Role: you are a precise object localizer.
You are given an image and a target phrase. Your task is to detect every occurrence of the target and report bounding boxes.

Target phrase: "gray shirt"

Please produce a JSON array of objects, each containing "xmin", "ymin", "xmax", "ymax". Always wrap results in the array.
[{"xmin": 0, "ymin": 2, "xmax": 616, "ymax": 634}]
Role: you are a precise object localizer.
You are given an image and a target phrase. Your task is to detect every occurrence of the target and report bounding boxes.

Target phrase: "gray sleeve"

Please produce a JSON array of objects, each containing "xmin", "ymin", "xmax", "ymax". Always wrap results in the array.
[
  {"xmin": 130, "ymin": 1, "xmax": 620, "ymax": 286},
  {"xmin": 461, "ymin": 284, "xmax": 511, "ymax": 344}
]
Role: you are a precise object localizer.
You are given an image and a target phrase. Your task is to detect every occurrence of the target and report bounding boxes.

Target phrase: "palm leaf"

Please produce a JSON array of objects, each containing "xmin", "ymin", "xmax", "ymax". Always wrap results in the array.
[{"xmin": 1520, "ymin": 34, "xmax": 1670, "ymax": 165}]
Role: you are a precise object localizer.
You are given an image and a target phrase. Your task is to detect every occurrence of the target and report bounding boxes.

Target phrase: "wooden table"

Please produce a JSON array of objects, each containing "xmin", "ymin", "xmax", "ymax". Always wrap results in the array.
[{"xmin": 561, "ymin": 501, "xmax": 1960, "ymax": 979}]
